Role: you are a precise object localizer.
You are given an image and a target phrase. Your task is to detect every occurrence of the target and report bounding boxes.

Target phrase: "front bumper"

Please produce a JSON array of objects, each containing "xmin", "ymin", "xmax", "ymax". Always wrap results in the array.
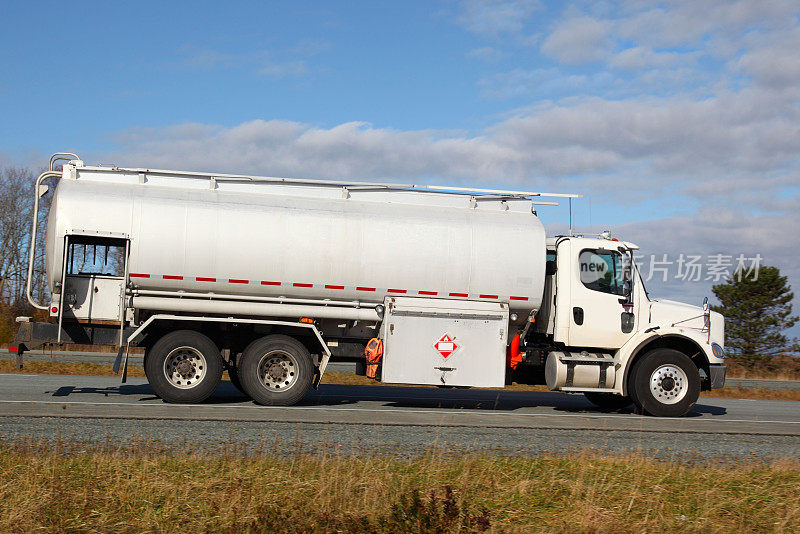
[{"xmin": 709, "ymin": 364, "xmax": 727, "ymax": 389}]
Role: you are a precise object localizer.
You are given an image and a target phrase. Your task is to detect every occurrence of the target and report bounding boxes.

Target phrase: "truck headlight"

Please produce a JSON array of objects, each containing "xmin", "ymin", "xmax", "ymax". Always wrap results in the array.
[{"xmin": 711, "ymin": 343, "xmax": 725, "ymax": 359}]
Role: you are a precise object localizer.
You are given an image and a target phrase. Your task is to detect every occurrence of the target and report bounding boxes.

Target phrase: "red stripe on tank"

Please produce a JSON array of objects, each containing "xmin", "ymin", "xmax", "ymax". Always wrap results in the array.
[
  {"xmin": 261, "ymin": 281, "xmax": 281, "ymax": 286},
  {"xmin": 196, "ymin": 277, "xmax": 216, "ymax": 282},
  {"xmin": 229, "ymin": 279, "xmax": 248, "ymax": 284},
  {"xmin": 480, "ymin": 294, "xmax": 499, "ymax": 299},
  {"xmin": 449, "ymin": 292, "xmax": 468, "ymax": 297},
  {"xmin": 418, "ymin": 290, "xmax": 438, "ymax": 295},
  {"xmin": 293, "ymin": 283, "xmax": 313, "ymax": 288},
  {"xmin": 357, "ymin": 286, "xmax": 376, "ymax": 292},
  {"xmin": 129, "ymin": 273, "xmax": 149, "ymax": 278},
  {"xmin": 387, "ymin": 288, "xmax": 407, "ymax": 293},
  {"xmin": 510, "ymin": 296, "xmax": 529, "ymax": 301},
  {"xmin": 325, "ymin": 284, "xmax": 345, "ymax": 289},
  {"xmin": 163, "ymin": 275, "xmax": 183, "ymax": 280}
]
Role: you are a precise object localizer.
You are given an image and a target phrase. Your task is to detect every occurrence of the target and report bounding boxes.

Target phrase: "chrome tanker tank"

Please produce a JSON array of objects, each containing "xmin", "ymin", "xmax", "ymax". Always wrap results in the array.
[{"xmin": 45, "ymin": 162, "xmax": 549, "ymax": 315}]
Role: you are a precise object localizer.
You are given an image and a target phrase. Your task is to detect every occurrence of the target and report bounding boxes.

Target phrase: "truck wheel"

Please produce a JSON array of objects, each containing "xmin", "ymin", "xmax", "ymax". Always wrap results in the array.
[
  {"xmin": 631, "ymin": 349, "xmax": 700, "ymax": 417},
  {"xmin": 145, "ymin": 330, "xmax": 223, "ymax": 404},
  {"xmin": 583, "ymin": 392, "xmax": 632, "ymax": 411},
  {"xmin": 239, "ymin": 335, "xmax": 314, "ymax": 406}
]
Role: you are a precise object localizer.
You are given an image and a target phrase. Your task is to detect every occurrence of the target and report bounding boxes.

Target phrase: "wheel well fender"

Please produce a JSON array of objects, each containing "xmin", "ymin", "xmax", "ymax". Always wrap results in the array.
[{"xmin": 622, "ymin": 334, "xmax": 710, "ymax": 395}]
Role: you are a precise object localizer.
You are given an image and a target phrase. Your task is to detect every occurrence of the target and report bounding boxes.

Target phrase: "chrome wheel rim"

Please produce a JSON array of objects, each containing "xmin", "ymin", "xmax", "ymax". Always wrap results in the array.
[
  {"xmin": 163, "ymin": 346, "xmax": 207, "ymax": 389},
  {"xmin": 257, "ymin": 350, "xmax": 298, "ymax": 390},
  {"xmin": 649, "ymin": 364, "xmax": 688, "ymax": 405}
]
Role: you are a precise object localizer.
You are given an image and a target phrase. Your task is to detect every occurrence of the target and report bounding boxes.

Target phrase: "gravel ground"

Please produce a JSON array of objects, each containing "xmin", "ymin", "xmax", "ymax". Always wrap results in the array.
[{"xmin": 3, "ymin": 416, "xmax": 798, "ymax": 461}]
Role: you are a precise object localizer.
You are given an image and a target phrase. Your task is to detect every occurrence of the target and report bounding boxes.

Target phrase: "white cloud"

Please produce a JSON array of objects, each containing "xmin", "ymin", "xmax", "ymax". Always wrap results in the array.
[
  {"xmin": 179, "ymin": 47, "xmax": 316, "ymax": 78},
  {"xmin": 182, "ymin": 49, "xmax": 239, "ymax": 70},
  {"xmin": 101, "ymin": 80, "xmax": 800, "ymax": 198},
  {"xmin": 608, "ymin": 46, "xmax": 682, "ymax": 70},
  {"xmin": 478, "ymin": 68, "xmax": 595, "ymax": 99},
  {"xmin": 614, "ymin": 0, "xmax": 798, "ymax": 50},
  {"xmin": 257, "ymin": 59, "xmax": 307, "ymax": 78},
  {"xmin": 540, "ymin": 15, "xmax": 614, "ymax": 64},
  {"xmin": 733, "ymin": 26, "xmax": 800, "ymax": 89},
  {"xmin": 456, "ymin": 0, "xmax": 541, "ymax": 36},
  {"xmin": 468, "ymin": 46, "xmax": 506, "ymax": 62},
  {"xmin": 104, "ymin": 120, "xmax": 523, "ymax": 182},
  {"xmin": 530, "ymin": 1, "xmax": 800, "ymax": 96},
  {"xmin": 611, "ymin": 204, "xmax": 800, "ymax": 312},
  {"xmin": 493, "ymin": 90, "xmax": 800, "ymax": 185}
]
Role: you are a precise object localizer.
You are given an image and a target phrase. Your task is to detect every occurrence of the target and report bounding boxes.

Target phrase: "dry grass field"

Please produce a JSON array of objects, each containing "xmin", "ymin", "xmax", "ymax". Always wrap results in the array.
[
  {"xmin": 0, "ymin": 442, "xmax": 798, "ymax": 533},
  {"xmin": 0, "ymin": 359, "xmax": 147, "ymax": 377}
]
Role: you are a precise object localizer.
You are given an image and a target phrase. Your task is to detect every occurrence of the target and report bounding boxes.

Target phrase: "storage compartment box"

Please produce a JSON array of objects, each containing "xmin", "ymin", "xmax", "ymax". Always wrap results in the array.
[{"xmin": 381, "ymin": 297, "xmax": 509, "ymax": 387}]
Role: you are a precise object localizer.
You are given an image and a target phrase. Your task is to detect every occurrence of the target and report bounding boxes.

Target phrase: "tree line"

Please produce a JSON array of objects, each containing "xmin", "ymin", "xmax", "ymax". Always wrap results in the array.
[
  {"xmin": 712, "ymin": 267, "xmax": 799, "ymax": 371},
  {"xmin": 0, "ymin": 167, "xmax": 54, "ymax": 343}
]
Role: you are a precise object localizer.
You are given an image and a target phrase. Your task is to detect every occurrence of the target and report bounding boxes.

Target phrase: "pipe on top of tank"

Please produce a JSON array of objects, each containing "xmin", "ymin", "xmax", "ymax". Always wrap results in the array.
[{"xmin": 73, "ymin": 160, "xmax": 583, "ymax": 201}]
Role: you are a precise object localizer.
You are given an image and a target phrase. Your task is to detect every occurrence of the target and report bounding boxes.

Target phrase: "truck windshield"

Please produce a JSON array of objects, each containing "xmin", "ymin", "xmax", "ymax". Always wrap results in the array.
[{"xmin": 579, "ymin": 249, "xmax": 626, "ymax": 296}]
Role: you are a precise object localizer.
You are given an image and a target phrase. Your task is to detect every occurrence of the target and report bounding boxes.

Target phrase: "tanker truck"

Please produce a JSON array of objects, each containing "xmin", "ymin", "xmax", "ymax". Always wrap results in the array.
[{"xmin": 8, "ymin": 153, "xmax": 727, "ymax": 417}]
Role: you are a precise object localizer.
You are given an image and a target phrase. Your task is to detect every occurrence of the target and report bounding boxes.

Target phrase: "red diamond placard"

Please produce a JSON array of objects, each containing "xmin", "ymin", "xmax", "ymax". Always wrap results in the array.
[{"xmin": 434, "ymin": 334, "xmax": 458, "ymax": 358}]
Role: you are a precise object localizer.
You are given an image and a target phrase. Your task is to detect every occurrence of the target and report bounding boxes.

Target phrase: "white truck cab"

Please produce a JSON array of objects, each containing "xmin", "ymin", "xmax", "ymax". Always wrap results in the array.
[{"xmin": 522, "ymin": 235, "xmax": 726, "ymax": 416}]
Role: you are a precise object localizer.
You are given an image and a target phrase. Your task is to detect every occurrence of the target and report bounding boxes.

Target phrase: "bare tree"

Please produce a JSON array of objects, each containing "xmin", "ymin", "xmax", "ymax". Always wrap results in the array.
[
  {"xmin": 0, "ymin": 166, "xmax": 56, "ymax": 308},
  {"xmin": 0, "ymin": 166, "xmax": 61, "ymax": 342},
  {"xmin": 0, "ymin": 168, "xmax": 34, "ymax": 303}
]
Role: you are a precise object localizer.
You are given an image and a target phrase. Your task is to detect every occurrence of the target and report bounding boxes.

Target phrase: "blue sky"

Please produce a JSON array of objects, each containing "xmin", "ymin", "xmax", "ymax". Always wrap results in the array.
[{"xmin": 2, "ymin": 0, "xmax": 800, "ymax": 331}]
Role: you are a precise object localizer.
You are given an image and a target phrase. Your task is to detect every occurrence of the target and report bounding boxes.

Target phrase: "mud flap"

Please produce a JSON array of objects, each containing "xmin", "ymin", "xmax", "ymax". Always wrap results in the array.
[
  {"xmin": 9, "ymin": 321, "xmax": 35, "ymax": 368},
  {"xmin": 112, "ymin": 345, "xmax": 131, "ymax": 384}
]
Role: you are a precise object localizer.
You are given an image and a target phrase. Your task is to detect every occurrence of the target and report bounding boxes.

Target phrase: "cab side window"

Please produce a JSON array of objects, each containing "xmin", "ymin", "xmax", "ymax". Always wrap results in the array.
[{"xmin": 579, "ymin": 249, "xmax": 625, "ymax": 296}]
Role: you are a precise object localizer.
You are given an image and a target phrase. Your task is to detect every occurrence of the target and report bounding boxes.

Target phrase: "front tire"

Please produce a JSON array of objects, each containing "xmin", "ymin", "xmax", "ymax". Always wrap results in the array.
[
  {"xmin": 584, "ymin": 392, "xmax": 632, "ymax": 411},
  {"xmin": 145, "ymin": 330, "xmax": 223, "ymax": 404},
  {"xmin": 631, "ymin": 349, "xmax": 700, "ymax": 417},
  {"xmin": 239, "ymin": 335, "xmax": 314, "ymax": 406}
]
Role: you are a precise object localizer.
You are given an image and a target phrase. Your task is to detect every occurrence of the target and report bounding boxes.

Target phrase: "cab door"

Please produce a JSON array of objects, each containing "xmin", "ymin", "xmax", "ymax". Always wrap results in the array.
[{"xmin": 566, "ymin": 244, "xmax": 636, "ymax": 349}]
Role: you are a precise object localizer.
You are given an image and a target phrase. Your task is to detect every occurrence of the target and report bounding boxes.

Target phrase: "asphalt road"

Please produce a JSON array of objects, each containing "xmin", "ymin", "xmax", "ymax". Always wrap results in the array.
[
  {"xmin": 1, "ymin": 373, "xmax": 798, "ymax": 459},
  {"xmin": 9, "ymin": 351, "xmax": 800, "ymax": 390}
]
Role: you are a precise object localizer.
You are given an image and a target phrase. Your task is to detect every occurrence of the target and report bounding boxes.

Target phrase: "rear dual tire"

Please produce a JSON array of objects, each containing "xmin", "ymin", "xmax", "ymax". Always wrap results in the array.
[
  {"xmin": 238, "ymin": 335, "xmax": 314, "ymax": 406},
  {"xmin": 145, "ymin": 330, "xmax": 224, "ymax": 404}
]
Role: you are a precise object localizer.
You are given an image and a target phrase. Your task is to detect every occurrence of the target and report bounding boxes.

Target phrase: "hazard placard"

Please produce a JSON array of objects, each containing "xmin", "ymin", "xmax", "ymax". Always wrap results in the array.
[{"xmin": 434, "ymin": 334, "xmax": 458, "ymax": 358}]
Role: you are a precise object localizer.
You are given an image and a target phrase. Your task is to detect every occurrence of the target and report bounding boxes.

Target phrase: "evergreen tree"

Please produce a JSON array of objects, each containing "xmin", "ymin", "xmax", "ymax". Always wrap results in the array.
[{"xmin": 711, "ymin": 265, "xmax": 798, "ymax": 369}]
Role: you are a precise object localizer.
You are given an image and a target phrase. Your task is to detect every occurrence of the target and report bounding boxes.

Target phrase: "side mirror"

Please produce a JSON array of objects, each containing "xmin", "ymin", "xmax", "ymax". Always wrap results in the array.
[
  {"xmin": 703, "ymin": 296, "xmax": 709, "ymax": 312},
  {"xmin": 622, "ymin": 281, "xmax": 631, "ymax": 297},
  {"xmin": 545, "ymin": 260, "xmax": 557, "ymax": 276},
  {"xmin": 38, "ymin": 184, "xmax": 50, "ymax": 198}
]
